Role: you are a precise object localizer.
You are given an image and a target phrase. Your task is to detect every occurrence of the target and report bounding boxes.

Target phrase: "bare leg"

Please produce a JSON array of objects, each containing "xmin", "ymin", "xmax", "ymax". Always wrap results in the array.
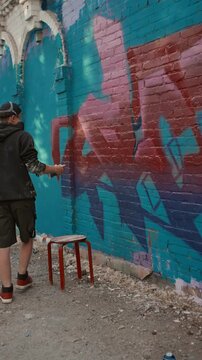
[
  {"xmin": 18, "ymin": 239, "xmax": 33, "ymax": 275},
  {"xmin": 0, "ymin": 247, "xmax": 12, "ymax": 287}
]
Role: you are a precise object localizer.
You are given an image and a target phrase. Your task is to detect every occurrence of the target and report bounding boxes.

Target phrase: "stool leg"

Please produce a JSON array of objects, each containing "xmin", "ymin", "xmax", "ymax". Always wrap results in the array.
[
  {"xmin": 58, "ymin": 245, "xmax": 65, "ymax": 290},
  {"xmin": 48, "ymin": 242, "xmax": 53, "ymax": 285},
  {"xmin": 86, "ymin": 241, "xmax": 94, "ymax": 284},
  {"xmin": 74, "ymin": 242, "xmax": 82, "ymax": 279}
]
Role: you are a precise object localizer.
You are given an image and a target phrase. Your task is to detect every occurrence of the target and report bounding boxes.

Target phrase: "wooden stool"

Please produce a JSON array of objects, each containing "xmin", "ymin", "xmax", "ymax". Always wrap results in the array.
[{"xmin": 47, "ymin": 235, "xmax": 94, "ymax": 290}]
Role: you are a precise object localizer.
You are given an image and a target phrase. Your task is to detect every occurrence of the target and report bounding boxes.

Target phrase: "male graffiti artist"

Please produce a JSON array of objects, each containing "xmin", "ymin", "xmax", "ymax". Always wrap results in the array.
[{"xmin": 0, "ymin": 102, "xmax": 64, "ymax": 303}]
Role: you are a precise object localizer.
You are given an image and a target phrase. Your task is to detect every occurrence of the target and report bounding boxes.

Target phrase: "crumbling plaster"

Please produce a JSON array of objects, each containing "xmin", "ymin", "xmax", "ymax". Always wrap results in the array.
[{"xmin": 0, "ymin": 0, "xmax": 66, "ymax": 64}]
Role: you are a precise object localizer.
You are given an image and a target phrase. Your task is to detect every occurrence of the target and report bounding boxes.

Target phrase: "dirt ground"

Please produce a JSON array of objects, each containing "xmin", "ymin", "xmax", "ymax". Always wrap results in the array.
[{"xmin": 0, "ymin": 240, "xmax": 202, "ymax": 360}]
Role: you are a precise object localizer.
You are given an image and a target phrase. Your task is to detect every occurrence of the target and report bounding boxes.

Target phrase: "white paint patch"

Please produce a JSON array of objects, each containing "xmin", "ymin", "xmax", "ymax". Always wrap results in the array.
[
  {"xmin": 62, "ymin": 0, "xmax": 85, "ymax": 31},
  {"xmin": 175, "ymin": 278, "xmax": 202, "ymax": 305}
]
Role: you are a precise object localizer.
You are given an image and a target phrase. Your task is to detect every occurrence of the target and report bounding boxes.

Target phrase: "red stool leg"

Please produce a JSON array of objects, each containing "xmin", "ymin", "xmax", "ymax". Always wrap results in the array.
[
  {"xmin": 48, "ymin": 242, "xmax": 53, "ymax": 285},
  {"xmin": 74, "ymin": 242, "xmax": 82, "ymax": 279},
  {"xmin": 58, "ymin": 245, "xmax": 65, "ymax": 290},
  {"xmin": 86, "ymin": 241, "xmax": 94, "ymax": 284}
]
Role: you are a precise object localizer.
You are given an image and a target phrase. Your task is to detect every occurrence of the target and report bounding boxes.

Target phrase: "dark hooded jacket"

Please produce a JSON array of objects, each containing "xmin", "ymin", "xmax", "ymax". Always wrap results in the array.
[{"xmin": 0, "ymin": 122, "xmax": 46, "ymax": 201}]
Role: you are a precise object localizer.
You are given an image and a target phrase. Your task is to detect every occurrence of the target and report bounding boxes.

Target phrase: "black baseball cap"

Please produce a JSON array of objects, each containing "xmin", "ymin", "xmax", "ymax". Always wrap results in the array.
[{"xmin": 0, "ymin": 101, "xmax": 21, "ymax": 118}]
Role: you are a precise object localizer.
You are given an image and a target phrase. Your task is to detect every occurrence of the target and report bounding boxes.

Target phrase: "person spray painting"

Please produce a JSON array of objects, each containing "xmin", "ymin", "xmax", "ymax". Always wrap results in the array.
[{"xmin": 0, "ymin": 102, "xmax": 64, "ymax": 303}]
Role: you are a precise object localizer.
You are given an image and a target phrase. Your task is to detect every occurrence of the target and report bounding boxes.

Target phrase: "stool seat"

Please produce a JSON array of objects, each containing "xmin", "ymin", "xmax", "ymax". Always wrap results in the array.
[
  {"xmin": 50, "ymin": 235, "xmax": 86, "ymax": 243},
  {"xmin": 47, "ymin": 234, "xmax": 94, "ymax": 290}
]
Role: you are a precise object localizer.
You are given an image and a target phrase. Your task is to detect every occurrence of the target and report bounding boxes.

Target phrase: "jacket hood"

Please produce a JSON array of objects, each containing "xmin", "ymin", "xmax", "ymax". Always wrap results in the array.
[{"xmin": 0, "ymin": 122, "xmax": 24, "ymax": 142}]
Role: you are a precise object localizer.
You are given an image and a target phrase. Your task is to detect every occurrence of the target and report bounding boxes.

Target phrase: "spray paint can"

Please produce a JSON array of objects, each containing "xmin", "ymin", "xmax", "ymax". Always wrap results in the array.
[{"xmin": 163, "ymin": 352, "xmax": 176, "ymax": 360}]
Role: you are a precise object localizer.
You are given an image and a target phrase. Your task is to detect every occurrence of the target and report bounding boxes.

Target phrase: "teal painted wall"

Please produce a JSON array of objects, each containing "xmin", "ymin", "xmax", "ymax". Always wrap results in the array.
[
  {"xmin": 23, "ymin": 27, "xmax": 66, "ymax": 236},
  {"xmin": 0, "ymin": 47, "xmax": 16, "ymax": 103}
]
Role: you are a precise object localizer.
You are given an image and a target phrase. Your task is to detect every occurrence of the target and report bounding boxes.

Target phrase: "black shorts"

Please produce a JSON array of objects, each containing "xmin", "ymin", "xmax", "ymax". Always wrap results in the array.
[{"xmin": 0, "ymin": 199, "xmax": 36, "ymax": 248}]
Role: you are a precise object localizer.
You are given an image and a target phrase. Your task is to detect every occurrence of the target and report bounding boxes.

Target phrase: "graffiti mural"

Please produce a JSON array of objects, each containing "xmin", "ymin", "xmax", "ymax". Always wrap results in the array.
[{"xmin": 52, "ymin": 12, "xmax": 202, "ymax": 294}]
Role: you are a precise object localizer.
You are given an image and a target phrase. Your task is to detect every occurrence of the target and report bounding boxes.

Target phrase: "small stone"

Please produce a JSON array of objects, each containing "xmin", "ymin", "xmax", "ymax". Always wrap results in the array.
[
  {"xmin": 152, "ymin": 330, "xmax": 157, "ymax": 335},
  {"xmin": 101, "ymin": 315, "xmax": 108, "ymax": 319},
  {"xmin": 33, "ymin": 248, "xmax": 39, "ymax": 254},
  {"xmin": 143, "ymin": 353, "xmax": 151, "ymax": 360},
  {"xmin": 24, "ymin": 313, "xmax": 34, "ymax": 320},
  {"xmin": 150, "ymin": 285, "xmax": 158, "ymax": 290},
  {"xmin": 25, "ymin": 330, "xmax": 31, "ymax": 337},
  {"xmin": 118, "ymin": 325, "xmax": 125, "ymax": 330},
  {"xmin": 72, "ymin": 338, "xmax": 81, "ymax": 343},
  {"xmin": 187, "ymin": 329, "xmax": 194, "ymax": 336}
]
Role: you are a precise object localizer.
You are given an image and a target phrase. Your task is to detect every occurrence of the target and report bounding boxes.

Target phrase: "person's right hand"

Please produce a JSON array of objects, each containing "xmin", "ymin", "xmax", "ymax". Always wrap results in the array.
[{"xmin": 53, "ymin": 164, "xmax": 65, "ymax": 176}]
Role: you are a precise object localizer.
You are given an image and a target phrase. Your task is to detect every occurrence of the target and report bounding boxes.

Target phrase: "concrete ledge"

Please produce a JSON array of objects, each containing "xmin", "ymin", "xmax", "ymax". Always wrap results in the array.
[{"xmin": 79, "ymin": 247, "xmax": 152, "ymax": 281}]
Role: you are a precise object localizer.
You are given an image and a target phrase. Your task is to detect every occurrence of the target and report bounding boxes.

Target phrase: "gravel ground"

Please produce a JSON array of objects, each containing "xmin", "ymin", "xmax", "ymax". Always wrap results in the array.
[{"xmin": 0, "ymin": 240, "xmax": 201, "ymax": 360}]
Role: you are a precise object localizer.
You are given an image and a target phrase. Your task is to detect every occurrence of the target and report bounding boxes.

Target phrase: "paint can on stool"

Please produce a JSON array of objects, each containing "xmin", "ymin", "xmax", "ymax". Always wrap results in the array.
[{"xmin": 163, "ymin": 352, "xmax": 176, "ymax": 360}]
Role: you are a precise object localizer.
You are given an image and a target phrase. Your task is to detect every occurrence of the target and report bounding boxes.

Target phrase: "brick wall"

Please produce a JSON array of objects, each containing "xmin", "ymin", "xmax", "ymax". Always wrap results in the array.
[{"xmin": 59, "ymin": 0, "xmax": 202, "ymax": 301}]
